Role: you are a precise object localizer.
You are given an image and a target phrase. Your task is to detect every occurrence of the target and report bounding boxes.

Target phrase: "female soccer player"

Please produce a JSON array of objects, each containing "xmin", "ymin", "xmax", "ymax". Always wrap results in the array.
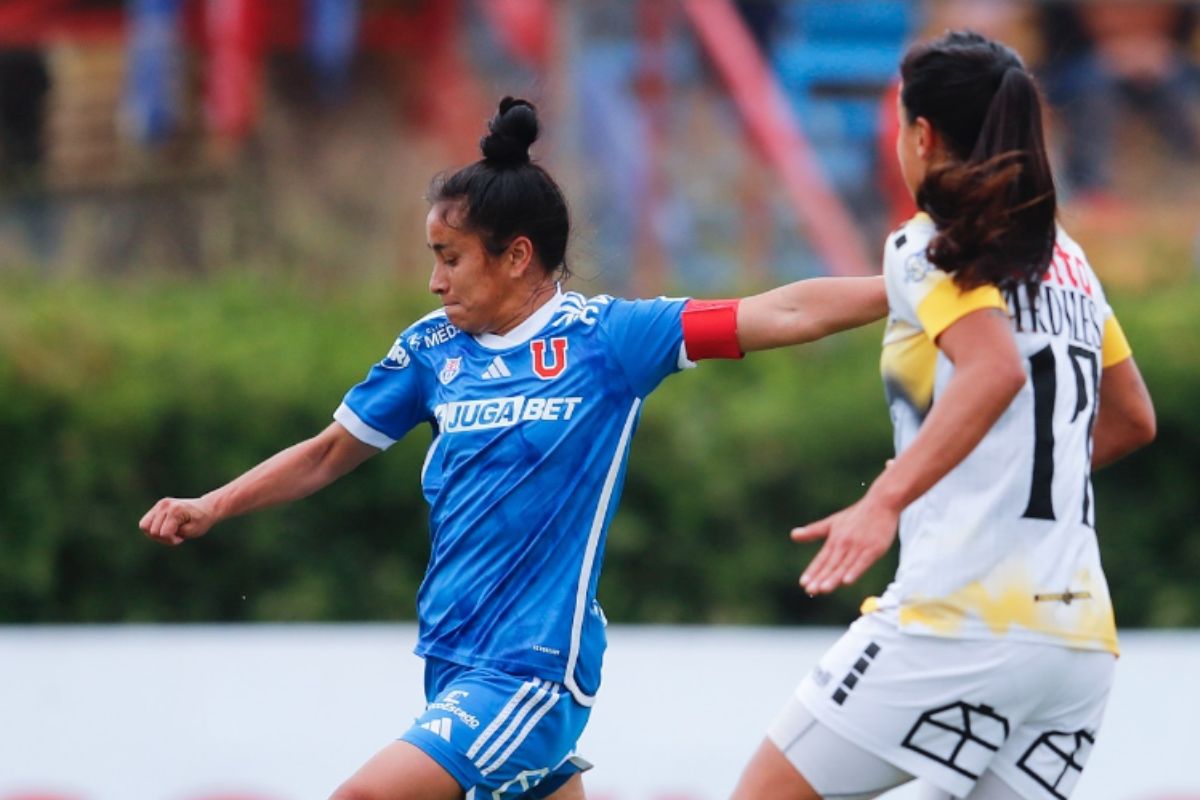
[
  {"xmin": 140, "ymin": 97, "xmax": 886, "ymax": 800},
  {"xmin": 732, "ymin": 31, "xmax": 1156, "ymax": 800}
]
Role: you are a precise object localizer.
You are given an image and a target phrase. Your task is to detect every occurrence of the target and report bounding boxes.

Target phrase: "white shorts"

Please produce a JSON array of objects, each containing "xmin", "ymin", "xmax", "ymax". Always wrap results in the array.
[{"xmin": 769, "ymin": 612, "xmax": 1116, "ymax": 800}]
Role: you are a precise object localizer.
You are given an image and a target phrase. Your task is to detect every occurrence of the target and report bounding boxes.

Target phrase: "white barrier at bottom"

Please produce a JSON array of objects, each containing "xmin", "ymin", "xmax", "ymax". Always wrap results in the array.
[{"xmin": 0, "ymin": 625, "xmax": 1196, "ymax": 800}]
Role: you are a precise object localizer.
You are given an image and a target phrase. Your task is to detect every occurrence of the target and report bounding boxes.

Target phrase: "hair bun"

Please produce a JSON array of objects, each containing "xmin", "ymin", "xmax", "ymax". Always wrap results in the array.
[{"xmin": 480, "ymin": 97, "xmax": 539, "ymax": 166}]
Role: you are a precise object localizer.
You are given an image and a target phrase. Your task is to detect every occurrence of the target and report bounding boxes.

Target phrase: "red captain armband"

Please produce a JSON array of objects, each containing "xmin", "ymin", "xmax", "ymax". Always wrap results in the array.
[{"xmin": 681, "ymin": 299, "xmax": 744, "ymax": 361}]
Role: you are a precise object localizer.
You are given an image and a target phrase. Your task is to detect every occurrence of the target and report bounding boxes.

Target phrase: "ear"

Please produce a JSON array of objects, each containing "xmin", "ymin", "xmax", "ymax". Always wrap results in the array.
[
  {"xmin": 915, "ymin": 116, "xmax": 937, "ymax": 160},
  {"xmin": 506, "ymin": 235, "xmax": 535, "ymax": 278}
]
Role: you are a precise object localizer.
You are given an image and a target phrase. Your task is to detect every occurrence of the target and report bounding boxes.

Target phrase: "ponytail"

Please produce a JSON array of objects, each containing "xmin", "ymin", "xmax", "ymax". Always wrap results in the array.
[{"xmin": 901, "ymin": 32, "xmax": 1056, "ymax": 296}]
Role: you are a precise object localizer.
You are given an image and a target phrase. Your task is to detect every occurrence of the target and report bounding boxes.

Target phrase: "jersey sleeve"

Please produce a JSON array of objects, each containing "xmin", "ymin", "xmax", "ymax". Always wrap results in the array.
[
  {"xmin": 334, "ymin": 333, "xmax": 428, "ymax": 450},
  {"xmin": 598, "ymin": 297, "xmax": 690, "ymax": 397},
  {"xmin": 1101, "ymin": 314, "xmax": 1133, "ymax": 367},
  {"xmin": 915, "ymin": 280, "xmax": 1006, "ymax": 341}
]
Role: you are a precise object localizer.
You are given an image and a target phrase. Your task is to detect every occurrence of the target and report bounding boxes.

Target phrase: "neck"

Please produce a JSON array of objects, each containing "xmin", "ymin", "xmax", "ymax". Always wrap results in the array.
[{"xmin": 491, "ymin": 278, "xmax": 558, "ymax": 336}]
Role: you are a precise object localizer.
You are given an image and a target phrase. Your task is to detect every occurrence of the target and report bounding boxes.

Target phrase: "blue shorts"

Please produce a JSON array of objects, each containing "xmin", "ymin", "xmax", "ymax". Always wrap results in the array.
[{"xmin": 401, "ymin": 657, "xmax": 592, "ymax": 798}]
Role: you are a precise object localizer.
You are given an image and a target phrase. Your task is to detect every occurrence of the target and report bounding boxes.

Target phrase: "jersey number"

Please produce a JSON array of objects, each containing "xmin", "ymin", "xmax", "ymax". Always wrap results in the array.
[{"xmin": 1023, "ymin": 345, "xmax": 1099, "ymax": 525}]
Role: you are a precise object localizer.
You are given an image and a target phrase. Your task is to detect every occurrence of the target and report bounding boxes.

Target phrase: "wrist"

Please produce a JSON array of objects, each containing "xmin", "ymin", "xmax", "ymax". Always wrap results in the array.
[
  {"xmin": 865, "ymin": 470, "xmax": 909, "ymax": 515},
  {"xmin": 199, "ymin": 491, "xmax": 226, "ymax": 522}
]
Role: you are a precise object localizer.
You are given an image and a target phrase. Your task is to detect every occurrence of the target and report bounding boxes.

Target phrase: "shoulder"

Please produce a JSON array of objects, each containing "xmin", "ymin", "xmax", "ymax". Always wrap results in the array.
[
  {"xmin": 886, "ymin": 212, "xmax": 936, "ymax": 252},
  {"xmin": 553, "ymin": 291, "xmax": 689, "ymax": 334},
  {"xmin": 376, "ymin": 308, "xmax": 460, "ymax": 371},
  {"xmin": 549, "ymin": 291, "xmax": 616, "ymax": 330},
  {"xmin": 884, "ymin": 212, "xmax": 940, "ymax": 286}
]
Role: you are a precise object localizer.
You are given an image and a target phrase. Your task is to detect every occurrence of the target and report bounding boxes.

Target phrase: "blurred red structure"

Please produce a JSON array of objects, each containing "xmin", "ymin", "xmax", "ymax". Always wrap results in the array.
[
  {"xmin": 479, "ymin": 0, "xmax": 552, "ymax": 69},
  {"xmin": 0, "ymin": 0, "xmax": 487, "ymax": 152},
  {"xmin": 0, "ymin": 0, "xmax": 460, "ymax": 51},
  {"xmin": 683, "ymin": 0, "xmax": 874, "ymax": 277}
]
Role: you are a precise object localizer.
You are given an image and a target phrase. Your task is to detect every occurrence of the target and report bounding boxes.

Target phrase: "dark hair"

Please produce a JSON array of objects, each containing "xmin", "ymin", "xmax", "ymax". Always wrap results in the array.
[
  {"xmin": 427, "ymin": 97, "xmax": 571, "ymax": 280},
  {"xmin": 900, "ymin": 30, "xmax": 1056, "ymax": 295}
]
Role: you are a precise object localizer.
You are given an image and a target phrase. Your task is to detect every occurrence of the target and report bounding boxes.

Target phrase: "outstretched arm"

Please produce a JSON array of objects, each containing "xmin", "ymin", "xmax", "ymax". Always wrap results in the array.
[
  {"xmin": 1092, "ymin": 356, "xmax": 1155, "ymax": 469},
  {"xmin": 140, "ymin": 422, "xmax": 379, "ymax": 546},
  {"xmin": 736, "ymin": 276, "xmax": 887, "ymax": 353}
]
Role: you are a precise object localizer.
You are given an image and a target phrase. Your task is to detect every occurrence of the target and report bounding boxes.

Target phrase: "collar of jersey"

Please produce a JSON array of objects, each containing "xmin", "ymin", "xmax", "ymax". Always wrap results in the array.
[{"xmin": 472, "ymin": 285, "xmax": 565, "ymax": 351}]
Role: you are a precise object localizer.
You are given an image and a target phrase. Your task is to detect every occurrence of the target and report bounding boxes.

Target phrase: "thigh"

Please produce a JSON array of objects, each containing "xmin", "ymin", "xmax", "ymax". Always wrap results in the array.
[
  {"xmin": 735, "ymin": 692, "xmax": 911, "ymax": 800},
  {"xmin": 404, "ymin": 663, "xmax": 591, "ymax": 799},
  {"xmin": 330, "ymin": 740, "xmax": 461, "ymax": 800},
  {"xmin": 731, "ymin": 738, "xmax": 822, "ymax": 800}
]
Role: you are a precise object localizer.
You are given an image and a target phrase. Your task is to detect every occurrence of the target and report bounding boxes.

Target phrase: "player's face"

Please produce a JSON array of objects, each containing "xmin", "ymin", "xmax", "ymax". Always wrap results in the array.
[
  {"xmin": 426, "ymin": 203, "xmax": 514, "ymax": 334},
  {"xmin": 895, "ymin": 89, "xmax": 930, "ymax": 198}
]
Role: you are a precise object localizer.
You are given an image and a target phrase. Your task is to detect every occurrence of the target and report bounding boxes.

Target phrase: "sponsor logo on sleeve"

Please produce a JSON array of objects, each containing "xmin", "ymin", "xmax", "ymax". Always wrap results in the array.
[{"xmin": 380, "ymin": 338, "xmax": 411, "ymax": 370}]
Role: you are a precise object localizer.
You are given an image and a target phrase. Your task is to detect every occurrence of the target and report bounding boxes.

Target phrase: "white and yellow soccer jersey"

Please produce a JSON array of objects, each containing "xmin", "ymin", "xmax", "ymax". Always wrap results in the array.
[{"xmin": 869, "ymin": 213, "xmax": 1133, "ymax": 655}]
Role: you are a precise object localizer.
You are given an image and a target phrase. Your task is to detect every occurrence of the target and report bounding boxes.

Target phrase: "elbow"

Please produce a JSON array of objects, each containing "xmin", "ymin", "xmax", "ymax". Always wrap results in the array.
[
  {"xmin": 1121, "ymin": 387, "xmax": 1157, "ymax": 450},
  {"xmin": 997, "ymin": 357, "xmax": 1028, "ymax": 402},
  {"xmin": 1132, "ymin": 406, "xmax": 1157, "ymax": 449}
]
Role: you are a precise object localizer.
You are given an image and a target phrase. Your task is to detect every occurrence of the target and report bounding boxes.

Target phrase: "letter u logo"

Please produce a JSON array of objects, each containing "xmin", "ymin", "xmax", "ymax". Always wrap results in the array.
[{"xmin": 530, "ymin": 337, "xmax": 568, "ymax": 380}]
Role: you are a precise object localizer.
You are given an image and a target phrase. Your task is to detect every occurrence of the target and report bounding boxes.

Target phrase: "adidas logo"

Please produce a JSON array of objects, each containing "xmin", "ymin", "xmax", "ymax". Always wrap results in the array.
[
  {"xmin": 481, "ymin": 356, "xmax": 512, "ymax": 380},
  {"xmin": 420, "ymin": 717, "xmax": 453, "ymax": 741}
]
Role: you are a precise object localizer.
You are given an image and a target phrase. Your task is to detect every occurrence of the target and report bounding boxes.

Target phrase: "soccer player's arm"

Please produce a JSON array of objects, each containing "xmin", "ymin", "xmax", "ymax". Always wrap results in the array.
[
  {"xmin": 796, "ymin": 281, "xmax": 1026, "ymax": 594},
  {"xmin": 141, "ymin": 330, "xmax": 424, "ymax": 546},
  {"xmin": 1092, "ymin": 317, "xmax": 1155, "ymax": 469},
  {"xmin": 734, "ymin": 276, "xmax": 888, "ymax": 353},
  {"xmin": 678, "ymin": 277, "xmax": 887, "ymax": 360},
  {"xmin": 140, "ymin": 423, "xmax": 378, "ymax": 546}
]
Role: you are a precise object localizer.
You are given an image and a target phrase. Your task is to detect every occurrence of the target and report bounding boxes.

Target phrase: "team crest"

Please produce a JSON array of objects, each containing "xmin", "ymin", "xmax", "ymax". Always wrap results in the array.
[
  {"xmin": 904, "ymin": 252, "xmax": 932, "ymax": 283},
  {"xmin": 530, "ymin": 337, "xmax": 568, "ymax": 380},
  {"xmin": 439, "ymin": 357, "xmax": 462, "ymax": 385}
]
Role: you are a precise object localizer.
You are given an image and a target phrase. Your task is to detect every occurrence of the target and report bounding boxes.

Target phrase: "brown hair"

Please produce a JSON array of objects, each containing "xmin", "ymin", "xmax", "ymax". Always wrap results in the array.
[
  {"xmin": 900, "ymin": 31, "xmax": 1056, "ymax": 296},
  {"xmin": 427, "ymin": 97, "xmax": 571, "ymax": 279}
]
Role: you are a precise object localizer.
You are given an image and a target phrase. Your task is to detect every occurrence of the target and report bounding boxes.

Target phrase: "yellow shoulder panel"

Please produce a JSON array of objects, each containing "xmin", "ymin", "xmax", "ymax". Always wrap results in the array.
[
  {"xmin": 915, "ymin": 279, "xmax": 1006, "ymax": 341},
  {"xmin": 1101, "ymin": 315, "xmax": 1133, "ymax": 368}
]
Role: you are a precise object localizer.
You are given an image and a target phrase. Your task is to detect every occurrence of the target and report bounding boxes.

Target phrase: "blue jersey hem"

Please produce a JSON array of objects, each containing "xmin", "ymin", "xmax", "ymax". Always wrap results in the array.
[{"xmin": 415, "ymin": 643, "xmax": 597, "ymax": 695}]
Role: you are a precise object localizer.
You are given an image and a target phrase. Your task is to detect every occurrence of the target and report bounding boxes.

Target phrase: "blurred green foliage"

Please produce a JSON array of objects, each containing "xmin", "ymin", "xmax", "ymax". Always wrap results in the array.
[{"xmin": 1, "ymin": 273, "xmax": 1196, "ymax": 627}]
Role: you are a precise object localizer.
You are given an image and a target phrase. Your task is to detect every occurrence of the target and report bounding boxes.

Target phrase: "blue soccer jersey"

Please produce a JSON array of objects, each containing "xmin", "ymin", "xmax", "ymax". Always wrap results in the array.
[{"xmin": 335, "ymin": 289, "xmax": 692, "ymax": 705}]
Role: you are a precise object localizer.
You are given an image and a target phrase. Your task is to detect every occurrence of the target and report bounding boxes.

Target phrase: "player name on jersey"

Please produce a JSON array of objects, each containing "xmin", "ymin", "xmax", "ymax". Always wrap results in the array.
[
  {"xmin": 434, "ymin": 396, "xmax": 584, "ymax": 433},
  {"xmin": 1005, "ymin": 243, "xmax": 1104, "ymax": 351},
  {"xmin": 1005, "ymin": 282, "xmax": 1104, "ymax": 351}
]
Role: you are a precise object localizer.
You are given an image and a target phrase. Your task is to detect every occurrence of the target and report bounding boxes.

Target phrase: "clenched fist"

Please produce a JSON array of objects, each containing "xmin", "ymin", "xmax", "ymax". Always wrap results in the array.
[{"xmin": 139, "ymin": 497, "xmax": 218, "ymax": 546}]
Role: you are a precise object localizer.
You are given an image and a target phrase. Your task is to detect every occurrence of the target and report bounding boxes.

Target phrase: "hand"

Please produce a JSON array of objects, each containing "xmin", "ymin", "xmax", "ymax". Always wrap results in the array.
[
  {"xmin": 139, "ymin": 496, "xmax": 217, "ymax": 546},
  {"xmin": 792, "ymin": 493, "xmax": 900, "ymax": 595}
]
